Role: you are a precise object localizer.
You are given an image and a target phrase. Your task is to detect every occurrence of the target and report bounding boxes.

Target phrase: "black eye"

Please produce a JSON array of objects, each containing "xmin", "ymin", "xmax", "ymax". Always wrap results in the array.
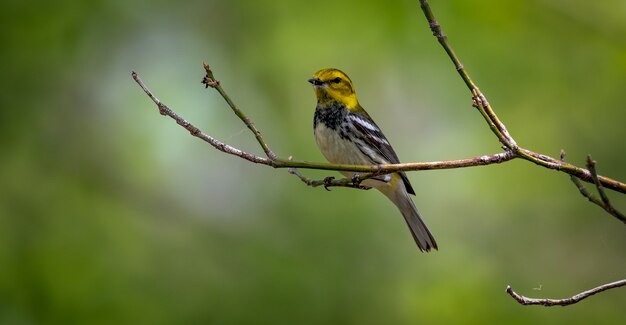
[{"xmin": 331, "ymin": 77, "xmax": 342, "ymax": 84}]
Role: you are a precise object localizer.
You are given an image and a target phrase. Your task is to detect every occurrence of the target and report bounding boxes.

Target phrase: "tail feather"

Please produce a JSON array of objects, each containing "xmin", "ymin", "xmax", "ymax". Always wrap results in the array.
[{"xmin": 384, "ymin": 188, "xmax": 437, "ymax": 252}]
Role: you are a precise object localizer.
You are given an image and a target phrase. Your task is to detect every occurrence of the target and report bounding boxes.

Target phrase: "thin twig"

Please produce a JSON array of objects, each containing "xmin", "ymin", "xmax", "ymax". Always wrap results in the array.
[
  {"xmin": 132, "ymin": 4, "xmax": 626, "ymax": 194},
  {"xmin": 132, "ymin": 1, "xmax": 626, "ymax": 307},
  {"xmin": 131, "ymin": 71, "xmax": 271, "ymax": 165},
  {"xmin": 285, "ymin": 151, "xmax": 518, "ymax": 189},
  {"xmin": 586, "ymin": 155, "xmax": 626, "ymax": 224},
  {"xmin": 132, "ymin": 66, "xmax": 626, "ymax": 194},
  {"xmin": 418, "ymin": 0, "xmax": 523, "ymax": 149},
  {"xmin": 506, "ymin": 279, "xmax": 626, "ymax": 306},
  {"xmin": 274, "ymin": 151, "xmax": 517, "ymax": 173},
  {"xmin": 288, "ymin": 167, "xmax": 372, "ymax": 190},
  {"xmin": 420, "ymin": 0, "xmax": 515, "ymax": 149},
  {"xmin": 561, "ymin": 150, "xmax": 602, "ymax": 203},
  {"xmin": 133, "ymin": 70, "xmax": 523, "ymax": 174},
  {"xmin": 201, "ymin": 63, "xmax": 278, "ymax": 160},
  {"xmin": 417, "ymin": 0, "xmax": 626, "ymax": 306},
  {"xmin": 417, "ymin": 0, "xmax": 625, "ymax": 194},
  {"xmin": 560, "ymin": 151, "xmax": 626, "ymax": 224}
]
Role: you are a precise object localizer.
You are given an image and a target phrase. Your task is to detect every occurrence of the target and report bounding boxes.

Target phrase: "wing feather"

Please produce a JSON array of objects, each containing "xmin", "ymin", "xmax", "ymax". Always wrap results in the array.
[{"xmin": 347, "ymin": 110, "xmax": 416, "ymax": 195}]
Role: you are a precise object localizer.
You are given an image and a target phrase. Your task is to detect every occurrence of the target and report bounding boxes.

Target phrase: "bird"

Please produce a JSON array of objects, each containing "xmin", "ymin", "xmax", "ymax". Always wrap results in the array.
[{"xmin": 309, "ymin": 68, "xmax": 437, "ymax": 252}]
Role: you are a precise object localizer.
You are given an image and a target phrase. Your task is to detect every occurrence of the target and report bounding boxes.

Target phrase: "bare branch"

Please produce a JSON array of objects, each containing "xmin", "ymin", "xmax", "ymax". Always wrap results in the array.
[
  {"xmin": 287, "ymin": 151, "xmax": 516, "ymax": 189},
  {"xmin": 560, "ymin": 151, "xmax": 626, "ymax": 224},
  {"xmin": 132, "ymin": 65, "xmax": 626, "ymax": 194},
  {"xmin": 419, "ymin": 0, "xmax": 626, "ymax": 305},
  {"xmin": 132, "ymin": 2, "xmax": 626, "ymax": 195},
  {"xmin": 131, "ymin": 71, "xmax": 271, "ymax": 165},
  {"xmin": 417, "ymin": 0, "xmax": 625, "ymax": 195},
  {"xmin": 586, "ymin": 155, "xmax": 626, "ymax": 223},
  {"xmin": 506, "ymin": 279, "xmax": 626, "ymax": 306},
  {"xmin": 201, "ymin": 63, "xmax": 277, "ymax": 160},
  {"xmin": 132, "ymin": 70, "xmax": 520, "ymax": 174},
  {"xmin": 132, "ymin": 0, "xmax": 626, "ymax": 307},
  {"xmin": 274, "ymin": 151, "xmax": 517, "ymax": 174},
  {"xmin": 288, "ymin": 167, "xmax": 372, "ymax": 191}
]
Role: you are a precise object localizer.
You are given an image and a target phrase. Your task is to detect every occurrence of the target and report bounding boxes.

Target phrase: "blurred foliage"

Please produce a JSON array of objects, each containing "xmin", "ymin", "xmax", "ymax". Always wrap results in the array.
[{"xmin": 1, "ymin": 0, "xmax": 626, "ymax": 324}]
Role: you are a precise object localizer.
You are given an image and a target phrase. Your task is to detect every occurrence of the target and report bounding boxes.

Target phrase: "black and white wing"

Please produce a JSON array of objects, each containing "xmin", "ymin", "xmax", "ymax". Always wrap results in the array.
[{"xmin": 346, "ymin": 109, "xmax": 416, "ymax": 195}]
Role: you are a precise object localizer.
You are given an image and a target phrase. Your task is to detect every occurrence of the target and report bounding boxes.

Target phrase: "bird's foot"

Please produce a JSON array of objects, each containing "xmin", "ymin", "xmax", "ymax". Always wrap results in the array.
[
  {"xmin": 323, "ymin": 176, "xmax": 335, "ymax": 191},
  {"xmin": 351, "ymin": 174, "xmax": 362, "ymax": 186},
  {"xmin": 351, "ymin": 174, "xmax": 372, "ymax": 190}
]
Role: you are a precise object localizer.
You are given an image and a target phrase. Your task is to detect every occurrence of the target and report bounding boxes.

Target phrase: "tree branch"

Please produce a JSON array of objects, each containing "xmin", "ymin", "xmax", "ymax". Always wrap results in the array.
[
  {"xmin": 131, "ymin": 71, "xmax": 271, "ymax": 166},
  {"xmin": 416, "ymin": 0, "xmax": 626, "ymax": 306},
  {"xmin": 132, "ymin": 1, "xmax": 626, "ymax": 206},
  {"xmin": 561, "ymin": 150, "xmax": 625, "ymax": 224},
  {"xmin": 506, "ymin": 279, "xmax": 626, "ymax": 306},
  {"xmin": 132, "ymin": 0, "xmax": 626, "ymax": 308},
  {"xmin": 132, "ymin": 66, "xmax": 626, "ymax": 195},
  {"xmin": 201, "ymin": 63, "xmax": 277, "ymax": 160},
  {"xmin": 132, "ymin": 70, "xmax": 521, "ymax": 176},
  {"xmin": 417, "ymin": 0, "xmax": 625, "ymax": 195},
  {"xmin": 132, "ymin": 63, "xmax": 626, "ymax": 200}
]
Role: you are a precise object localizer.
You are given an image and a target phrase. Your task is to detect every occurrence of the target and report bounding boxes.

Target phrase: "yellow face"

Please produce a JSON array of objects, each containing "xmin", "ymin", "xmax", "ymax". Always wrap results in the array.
[{"xmin": 308, "ymin": 68, "xmax": 358, "ymax": 109}]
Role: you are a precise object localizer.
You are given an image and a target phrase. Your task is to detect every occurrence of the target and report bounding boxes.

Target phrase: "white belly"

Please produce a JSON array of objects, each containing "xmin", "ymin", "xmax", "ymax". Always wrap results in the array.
[
  {"xmin": 314, "ymin": 124, "xmax": 370, "ymax": 166},
  {"xmin": 314, "ymin": 123, "xmax": 391, "ymax": 189}
]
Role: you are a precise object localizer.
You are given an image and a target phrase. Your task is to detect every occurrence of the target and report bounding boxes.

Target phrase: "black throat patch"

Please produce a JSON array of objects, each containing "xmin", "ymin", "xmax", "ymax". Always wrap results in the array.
[{"xmin": 313, "ymin": 101, "xmax": 347, "ymax": 131}]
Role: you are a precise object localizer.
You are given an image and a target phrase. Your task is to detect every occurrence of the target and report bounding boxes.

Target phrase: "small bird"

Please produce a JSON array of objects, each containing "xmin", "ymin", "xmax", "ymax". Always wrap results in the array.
[{"xmin": 309, "ymin": 68, "xmax": 437, "ymax": 252}]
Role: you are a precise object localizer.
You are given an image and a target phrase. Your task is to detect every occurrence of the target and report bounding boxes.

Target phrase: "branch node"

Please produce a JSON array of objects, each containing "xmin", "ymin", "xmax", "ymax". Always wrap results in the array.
[
  {"xmin": 201, "ymin": 63, "xmax": 220, "ymax": 88},
  {"xmin": 581, "ymin": 154, "xmax": 626, "ymax": 223},
  {"xmin": 428, "ymin": 20, "xmax": 444, "ymax": 38}
]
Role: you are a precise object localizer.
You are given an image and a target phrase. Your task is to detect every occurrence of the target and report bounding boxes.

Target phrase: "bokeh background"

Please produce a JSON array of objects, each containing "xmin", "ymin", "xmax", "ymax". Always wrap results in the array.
[{"xmin": 2, "ymin": 0, "xmax": 626, "ymax": 324}]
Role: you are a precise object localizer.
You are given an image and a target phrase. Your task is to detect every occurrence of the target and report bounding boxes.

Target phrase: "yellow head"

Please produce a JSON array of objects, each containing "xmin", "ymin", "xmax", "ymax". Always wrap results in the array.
[{"xmin": 308, "ymin": 68, "xmax": 358, "ymax": 109}]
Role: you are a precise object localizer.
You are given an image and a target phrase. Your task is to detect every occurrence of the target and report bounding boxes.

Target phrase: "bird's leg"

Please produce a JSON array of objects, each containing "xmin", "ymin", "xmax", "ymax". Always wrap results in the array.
[
  {"xmin": 352, "ymin": 173, "xmax": 361, "ymax": 187},
  {"xmin": 323, "ymin": 176, "xmax": 335, "ymax": 191},
  {"xmin": 351, "ymin": 173, "xmax": 372, "ymax": 190},
  {"xmin": 351, "ymin": 173, "xmax": 362, "ymax": 186}
]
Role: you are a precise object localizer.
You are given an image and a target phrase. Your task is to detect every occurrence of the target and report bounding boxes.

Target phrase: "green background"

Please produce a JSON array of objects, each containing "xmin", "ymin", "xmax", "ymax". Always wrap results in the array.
[{"xmin": 2, "ymin": 0, "xmax": 626, "ymax": 324}]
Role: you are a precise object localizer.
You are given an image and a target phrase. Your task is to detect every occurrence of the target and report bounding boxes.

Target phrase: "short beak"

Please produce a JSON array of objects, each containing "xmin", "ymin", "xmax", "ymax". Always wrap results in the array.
[{"xmin": 308, "ymin": 78, "xmax": 323, "ymax": 86}]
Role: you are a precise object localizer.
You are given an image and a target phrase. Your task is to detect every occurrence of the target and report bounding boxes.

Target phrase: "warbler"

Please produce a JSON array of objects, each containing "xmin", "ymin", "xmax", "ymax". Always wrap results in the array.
[{"xmin": 309, "ymin": 68, "xmax": 437, "ymax": 252}]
